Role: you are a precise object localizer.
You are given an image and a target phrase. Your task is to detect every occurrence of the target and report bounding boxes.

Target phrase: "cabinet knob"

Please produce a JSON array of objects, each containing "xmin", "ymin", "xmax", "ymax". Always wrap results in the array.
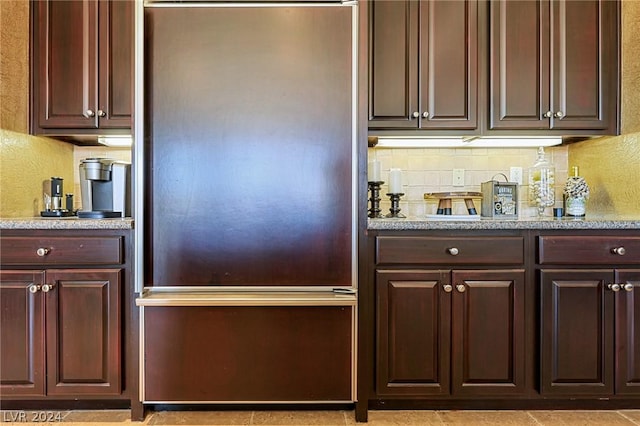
[
  {"xmin": 443, "ymin": 284, "xmax": 453, "ymax": 293},
  {"xmin": 36, "ymin": 248, "xmax": 50, "ymax": 257},
  {"xmin": 97, "ymin": 109, "xmax": 106, "ymax": 117},
  {"xmin": 85, "ymin": 109, "xmax": 95, "ymax": 117},
  {"xmin": 28, "ymin": 284, "xmax": 41, "ymax": 294},
  {"xmin": 447, "ymin": 247, "xmax": 459, "ymax": 256},
  {"xmin": 544, "ymin": 111, "xmax": 553, "ymax": 118},
  {"xmin": 608, "ymin": 283, "xmax": 621, "ymax": 292},
  {"xmin": 554, "ymin": 111, "xmax": 564, "ymax": 118},
  {"xmin": 422, "ymin": 112, "xmax": 429, "ymax": 118},
  {"xmin": 412, "ymin": 111, "xmax": 420, "ymax": 118},
  {"xmin": 41, "ymin": 283, "xmax": 56, "ymax": 293},
  {"xmin": 456, "ymin": 284, "xmax": 466, "ymax": 293},
  {"xmin": 611, "ymin": 247, "xmax": 626, "ymax": 256},
  {"xmin": 624, "ymin": 283, "xmax": 634, "ymax": 292}
]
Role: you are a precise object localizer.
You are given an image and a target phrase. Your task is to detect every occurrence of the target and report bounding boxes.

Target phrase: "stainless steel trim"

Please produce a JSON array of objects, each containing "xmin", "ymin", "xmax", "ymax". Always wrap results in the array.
[
  {"xmin": 141, "ymin": 399, "xmax": 355, "ymax": 404},
  {"xmin": 351, "ymin": 3, "xmax": 358, "ymax": 291},
  {"xmin": 138, "ymin": 306, "xmax": 145, "ymax": 402},
  {"xmin": 140, "ymin": 285, "xmax": 358, "ymax": 293},
  {"xmin": 136, "ymin": 291, "xmax": 357, "ymax": 307},
  {"xmin": 144, "ymin": 1, "xmax": 354, "ymax": 8}
]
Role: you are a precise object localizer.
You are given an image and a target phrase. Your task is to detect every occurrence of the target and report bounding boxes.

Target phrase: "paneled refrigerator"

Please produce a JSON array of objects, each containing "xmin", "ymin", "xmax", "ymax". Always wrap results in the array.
[{"xmin": 134, "ymin": 1, "xmax": 360, "ymax": 404}]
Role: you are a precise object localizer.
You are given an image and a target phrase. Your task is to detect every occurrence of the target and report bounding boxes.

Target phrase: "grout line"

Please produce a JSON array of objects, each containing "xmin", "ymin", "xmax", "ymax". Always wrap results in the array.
[
  {"xmin": 619, "ymin": 411, "xmax": 640, "ymax": 426},
  {"xmin": 249, "ymin": 410, "xmax": 255, "ymax": 425},
  {"xmin": 526, "ymin": 411, "xmax": 545, "ymax": 425}
]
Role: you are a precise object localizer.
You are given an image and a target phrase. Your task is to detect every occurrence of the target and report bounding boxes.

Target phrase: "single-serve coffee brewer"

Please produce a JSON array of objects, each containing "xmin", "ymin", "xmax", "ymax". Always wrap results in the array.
[{"xmin": 78, "ymin": 158, "xmax": 131, "ymax": 218}]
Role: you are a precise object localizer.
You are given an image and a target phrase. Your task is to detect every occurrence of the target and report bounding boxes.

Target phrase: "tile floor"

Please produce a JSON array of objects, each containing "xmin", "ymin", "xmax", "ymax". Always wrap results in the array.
[{"xmin": 1, "ymin": 409, "xmax": 640, "ymax": 425}]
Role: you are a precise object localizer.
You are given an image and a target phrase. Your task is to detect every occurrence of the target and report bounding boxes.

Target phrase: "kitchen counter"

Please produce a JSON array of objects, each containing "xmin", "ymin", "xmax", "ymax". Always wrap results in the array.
[
  {"xmin": 0, "ymin": 217, "xmax": 134, "ymax": 230},
  {"xmin": 368, "ymin": 215, "xmax": 640, "ymax": 230}
]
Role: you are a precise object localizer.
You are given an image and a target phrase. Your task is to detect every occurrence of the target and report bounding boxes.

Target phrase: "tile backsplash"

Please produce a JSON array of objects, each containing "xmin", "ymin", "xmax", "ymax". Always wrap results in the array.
[{"xmin": 369, "ymin": 146, "xmax": 569, "ymax": 218}]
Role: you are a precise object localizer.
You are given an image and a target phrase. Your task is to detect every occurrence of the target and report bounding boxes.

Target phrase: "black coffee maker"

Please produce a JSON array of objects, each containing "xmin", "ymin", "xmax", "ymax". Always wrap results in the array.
[
  {"xmin": 77, "ymin": 158, "xmax": 131, "ymax": 218},
  {"xmin": 40, "ymin": 177, "xmax": 75, "ymax": 217}
]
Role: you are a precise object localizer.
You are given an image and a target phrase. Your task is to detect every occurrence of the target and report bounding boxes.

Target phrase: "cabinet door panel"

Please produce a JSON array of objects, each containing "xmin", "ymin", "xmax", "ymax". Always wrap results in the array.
[
  {"xmin": 419, "ymin": 0, "xmax": 477, "ymax": 129},
  {"xmin": 541, "ymin": 269, "xmax": 614, "ymax": 395},
  {"xmin": 451, "ymin": 270, "xmax": 526, "ymax": 395},
  {"xmin": 551, "ymin": 0, "xmax": 616, "ymax": 130},
  {"xmin": 98, "ymin": 0, "xmax": 132, "ymax": 128},
  {"xmin": 0, "ymin": 271, "xmax": 46, "ymax": 397},
  {"xmin": 489, "ymin": 0, "xmax": 549, "ymax": 130},
  {"xmin": 616, "ymin": 270, "xmax": 640, "ymax": 395},
  {"xmin": 376, "ymin": 270, "xmax": 450, "ymax": 396},
  {"xmin": 46, "ymin": 269, "xmax": 121, "ymax": 396},
  {"xmin": 34, "ymin": 0, "xmax": 98, "ymax": 129},
  {"xmin": 368, "ymin": 0, "xmax": 418, "ymax": 128}
]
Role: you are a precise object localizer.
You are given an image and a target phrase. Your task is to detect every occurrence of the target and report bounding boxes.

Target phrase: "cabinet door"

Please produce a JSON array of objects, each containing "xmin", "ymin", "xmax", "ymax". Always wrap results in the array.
[
  {"xmin": 451, "ymin": 270, "xmax": 526, "ymax": 395},
  {"xmin": 97, "ymin": 0, "xmax": 132, "ymax": 128},
  {"xmin": 550, "ymin": 0, "xmax": 618, "ymax": 131},
  {"xmin": 540, "ymin": 269, "xmax": 614, "ymax": 395},
  {"xmin": 489, "ymin": 0, "xmax": 550, "ymax": 130},
  {"xmin": 33, "ymin": 0, "xmax": 99, "ymax": 129},
  {"xmin": 376, "ymin": 270, "xmax": 451, "ymax": 396},
  {"xmin": 45, "ymin": 269, "xmax": 121, "ymax": 396},
  {"xmin": 418, "ymin": 0, "xmax": 477, "ymax": 130},
  {"xmin": 368, "ymin": 0, "xmax": 419, "ymax": 129},
  {"xmin": 616, "ymin": 269, "xmax": 640, "ymax": 395},
  {"xmin": 0, "ymin": 271, "xmax": 46, "ymax": 397}
]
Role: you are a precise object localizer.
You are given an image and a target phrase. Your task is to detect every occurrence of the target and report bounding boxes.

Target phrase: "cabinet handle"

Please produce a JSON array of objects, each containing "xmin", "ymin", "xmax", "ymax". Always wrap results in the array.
[
  {"xmin": 624, "ymin": 283, "xmax": 634, "ymax": 292},
  {"xmin": 443, "ymin": 284, "xmax": 453, "ymax": 293},
  {"xmin": 554, "ymin": 111, "xmax": 564, "ymax": 118},
  {"xmin": 422, "ymin": 111, "xmax": 429, "ymax": 118},
  {"xmin": 412, "ymin": 111, "xmax": 420, "ymax": 118},
  {"xmin": 97, "ymin": 109, "xmax": 106, "ymax": 117},
  {"xmin": 41, "ymin": 283, "xmax": 56, "ymax": 293},
  {"xmin": 28, "ymin": 284, "xmax": 41, "ymax": 293},
  {"xmin": 544, "ymin": 111, "xmax": 553, "ymax": 118},
  {"xmin": 447, "ymin": 247, "xmax": 459, "ymax": 256},
  {"xmin": 456, "ymin": 284, "xmax": 466, "ymax": 293},
  {"xmin": 36, "ymin": 248, "xmax": 50, "ymax": 257},
  {"xmin": 611, "ymin": 247, "xmax": 626, "ymax": 256},
  {"xmin": 85, "ymin": 109, "xmax": 95, "ymax": 117},
  {"xmin": 608, "ymin": 283, "xmax": 621, "ymax": 292}
]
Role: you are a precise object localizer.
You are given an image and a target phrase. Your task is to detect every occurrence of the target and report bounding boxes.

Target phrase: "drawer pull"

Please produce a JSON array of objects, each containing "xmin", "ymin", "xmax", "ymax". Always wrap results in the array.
[
  {"xmin": 447, "ymin": 247, "xmax": 460, "ymax": 256},
  {"xmin": 624, "ymin": 283, "xmax": 634, "ymax": 292},
  {"xmin": 443, "ymin": 284, "xmax": 453, "ymax": 293},
  {"xmin": 611, "ymin": 247, "xmax": 626, "ymax": 256},
  {"xmin": 456, "ymin": 284, "xmax": 466, "ymax": 293},
  {"xmin": 608, "ymin": 283, "xmax": 621, "ymax": 292},
  {"xmin": 36, "ymin": 248, "xmax": 50, "ymax": 257},
  {"xmin": 41, "ymin": 283, "xmax": 56, "ymax": 293},
  {"xmin": 28, "ymin": 284, "xmax": 41, "ymax": 293}
]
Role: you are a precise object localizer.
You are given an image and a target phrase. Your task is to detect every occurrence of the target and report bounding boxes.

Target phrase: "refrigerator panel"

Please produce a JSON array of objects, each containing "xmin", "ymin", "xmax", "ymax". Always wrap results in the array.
[{"xmin": 144, "ymin": 6, "xmax": 354, "ymax": 287}]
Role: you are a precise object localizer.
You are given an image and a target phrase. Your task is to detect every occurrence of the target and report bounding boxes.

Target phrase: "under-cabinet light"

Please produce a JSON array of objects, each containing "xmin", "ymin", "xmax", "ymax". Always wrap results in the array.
[
  {"xmin": 97, "ymin": 136, "xmax": 133, "ymax": 147},
  {"xmin": 374, "ymin": 136, "xmax": 563, "ymax": 149}
]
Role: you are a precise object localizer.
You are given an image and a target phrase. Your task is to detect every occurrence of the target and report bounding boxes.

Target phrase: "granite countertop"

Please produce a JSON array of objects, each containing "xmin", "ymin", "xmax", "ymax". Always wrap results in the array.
[
  {"xmin": 0, "ymin": 217, "xmax": 134, "ymax": 230},
  {"xmin": 368, "ymin": 215, "xmax": 640, "ymax": 230}
]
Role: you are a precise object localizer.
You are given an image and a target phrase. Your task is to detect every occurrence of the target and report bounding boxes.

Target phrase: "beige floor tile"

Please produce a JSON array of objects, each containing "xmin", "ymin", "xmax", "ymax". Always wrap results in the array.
[
  {"xmin": 436, "ymin": 410, "xmax": 538, "ymax": 425},
  {"xmin": 62, "ymin": 410, "xmax": 133, "ymax": 423},
  {"xmin": 145, "ymin": 410, "xmax": 252, "ymax": 425},
  {"xmin": 250, "ymin": 410, "xmax": 347, "ymax": 425},
  {"xmin": 619, "ymin": 410, "xmax": 640, "ymax": 425},
  {"xmin": 528, "ymin": 410, "xmax": 636, "ymax": 425},
  {"xmin": 366, "ymin": 410, "xmax": 443, "ymax": 425}
]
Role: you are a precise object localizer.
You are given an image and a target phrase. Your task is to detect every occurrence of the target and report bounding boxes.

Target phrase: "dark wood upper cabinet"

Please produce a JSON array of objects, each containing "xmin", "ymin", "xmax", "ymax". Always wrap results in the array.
[
  {"xmin": 489, "ymin": 0, "xmax": 619, "ymax": 133},
  {"xmin": 31, "ymin": 0, "xmax": 132, "ymax": 136},
  {"xmin": 368, "ymin": 0, "xmax": 478, "ymax": 130}
]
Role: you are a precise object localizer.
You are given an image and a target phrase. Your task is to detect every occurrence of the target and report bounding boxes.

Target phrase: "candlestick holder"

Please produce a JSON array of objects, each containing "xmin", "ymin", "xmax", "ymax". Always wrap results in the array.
[
  {"xmin": 386, "ymin": 193, "xmax": 406, "ymax": 218},
  {"xmin": 368, "ymin": 181, "xmax": 384, "ymax": 218}
]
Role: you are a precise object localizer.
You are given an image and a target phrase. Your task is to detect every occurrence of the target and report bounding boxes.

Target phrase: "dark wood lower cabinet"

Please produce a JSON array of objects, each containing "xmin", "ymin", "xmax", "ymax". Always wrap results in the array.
[
  {"xmin": 541, "ymin": 268, "xmax": 640, "ymax": 397},
  {"xmin": 376, "ymin": 268, "xmax": 525, "ymax": 397},
  {"xmin": 0, "ymin": 269, "xmax": 122, "ymax": 397},
  {"xmin": 143, "ymin": 305, "xmax": 353, "ymax": 402}
]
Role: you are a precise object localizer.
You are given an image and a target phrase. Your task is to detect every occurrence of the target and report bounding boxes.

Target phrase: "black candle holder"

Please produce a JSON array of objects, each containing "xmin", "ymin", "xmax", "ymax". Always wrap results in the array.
[
  {"xmin": 367, "ymin": 181, "xmax": 384, "ymax": 218},
  {"xmin": 386, "ymin": 193, "xmax": 406, "ymax": 218}
]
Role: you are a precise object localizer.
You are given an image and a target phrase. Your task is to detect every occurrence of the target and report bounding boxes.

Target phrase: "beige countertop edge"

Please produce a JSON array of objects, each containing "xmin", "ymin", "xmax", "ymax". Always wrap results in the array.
[
  {"xmin": 0, "ymin": 218, "xmax": 134, "ymax": 230},
  {"xmin": 368, "ymin": 217, "xmax": 640, "ymax": 230}
]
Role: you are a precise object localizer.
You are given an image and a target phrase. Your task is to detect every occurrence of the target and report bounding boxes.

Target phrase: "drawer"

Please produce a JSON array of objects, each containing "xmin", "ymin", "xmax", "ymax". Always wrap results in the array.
[
  {"xmin": 0, "ymin": 237, "xmax": 123, "ymax": 265},
  {"xmin": 539, "ymin": 236, "xmax": 640, "ymax": 265},
  {"xmin": 376, "ymin": 236, "xmax": 524, "ymax": 265}
]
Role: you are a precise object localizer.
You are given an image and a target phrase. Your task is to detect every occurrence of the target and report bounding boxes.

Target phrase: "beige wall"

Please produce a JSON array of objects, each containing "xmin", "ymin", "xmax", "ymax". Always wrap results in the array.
[
  {"xmin": 567, "ymin": 0, "xmax": 640, "ymax": 216},
  {"xmin": 0, "ymin": 0, "xmax": 74, "ymax": 217}
]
